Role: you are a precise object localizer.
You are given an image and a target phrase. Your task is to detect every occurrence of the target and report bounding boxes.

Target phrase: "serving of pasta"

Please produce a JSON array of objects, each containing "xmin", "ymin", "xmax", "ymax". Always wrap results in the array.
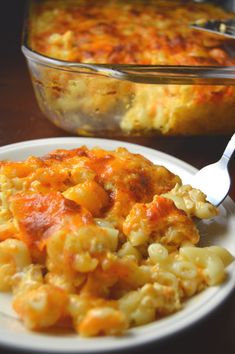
[{"xmin": 0, "ymin": 142, "xmax": 233, "ymax": 337}]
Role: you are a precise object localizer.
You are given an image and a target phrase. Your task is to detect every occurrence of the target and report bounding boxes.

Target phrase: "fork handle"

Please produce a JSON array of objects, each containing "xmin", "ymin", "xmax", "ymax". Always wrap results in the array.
[{"xmin": 221, "ymin": 133, "xmax": 235, "ymax": 165}]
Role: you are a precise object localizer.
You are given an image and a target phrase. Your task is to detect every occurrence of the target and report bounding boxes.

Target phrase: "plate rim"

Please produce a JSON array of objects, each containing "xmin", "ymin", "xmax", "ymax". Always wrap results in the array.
[{"xmin": 0, "ymin": 137, "xmax": 234, "ymax": 354}]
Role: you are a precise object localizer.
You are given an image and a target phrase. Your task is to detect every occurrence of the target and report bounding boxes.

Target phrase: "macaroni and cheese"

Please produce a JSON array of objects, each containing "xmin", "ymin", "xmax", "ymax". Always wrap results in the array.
[{"xmin": 0, "ymin": 146, "xmax": 233, "ymax": 336}]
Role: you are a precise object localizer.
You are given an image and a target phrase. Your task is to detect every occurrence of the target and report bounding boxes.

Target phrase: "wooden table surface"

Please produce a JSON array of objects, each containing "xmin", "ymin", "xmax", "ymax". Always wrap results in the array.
[{"xmin": 0, "ymin": 2, "xmax": 235, "ymax": 354}]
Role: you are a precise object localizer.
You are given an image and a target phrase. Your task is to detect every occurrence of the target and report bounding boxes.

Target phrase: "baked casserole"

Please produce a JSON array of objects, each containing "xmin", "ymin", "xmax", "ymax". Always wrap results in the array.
[
  {"xmin": 24, "ymin": 0, "xmax": 235, "ymax": 136},
  {"xmin": 0, "ymin": 146, "xmax": 233, "ymax": 336}
]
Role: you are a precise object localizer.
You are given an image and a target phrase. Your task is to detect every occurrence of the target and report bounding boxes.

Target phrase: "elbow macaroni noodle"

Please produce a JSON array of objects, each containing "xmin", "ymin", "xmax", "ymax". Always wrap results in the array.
[{"xmin": 0, "ymin": 146, "xmax": 233, "ymax": 336}]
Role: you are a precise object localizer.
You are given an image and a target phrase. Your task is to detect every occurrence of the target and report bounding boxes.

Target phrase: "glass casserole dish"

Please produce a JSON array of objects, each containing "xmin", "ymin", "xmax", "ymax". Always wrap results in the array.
[{"xmin": 22, "ymin": 0, "xmax": 235, "ymax": 137}]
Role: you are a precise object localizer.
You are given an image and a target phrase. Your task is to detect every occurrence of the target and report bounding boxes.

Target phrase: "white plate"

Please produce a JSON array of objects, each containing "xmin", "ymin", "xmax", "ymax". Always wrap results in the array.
[{"xmin": 0, "ymin": 137, "xmax": 234, "ymax": 353}]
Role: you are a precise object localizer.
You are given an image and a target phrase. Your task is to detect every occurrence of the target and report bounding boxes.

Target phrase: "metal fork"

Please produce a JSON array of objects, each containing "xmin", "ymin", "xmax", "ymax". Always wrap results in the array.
[
  {"xmin": 191, "ymin": 133, "xmax": 235, "ymax": 206},
  {"xmin": 191, "ymin": 19, "xmax": 235, "ymax": 39}
]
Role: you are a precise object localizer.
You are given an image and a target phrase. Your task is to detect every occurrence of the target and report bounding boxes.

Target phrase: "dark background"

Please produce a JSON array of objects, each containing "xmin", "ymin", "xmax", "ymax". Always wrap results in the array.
[{"xmin": 0, "ymin": 1, "xmax": 235, "ymax": 354}]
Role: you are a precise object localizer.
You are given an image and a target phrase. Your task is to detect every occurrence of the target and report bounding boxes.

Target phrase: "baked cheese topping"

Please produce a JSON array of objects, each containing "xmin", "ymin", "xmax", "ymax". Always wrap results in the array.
[{"xmin": 30, "ymin": 0, "xmax": 235, "ymax": 66}]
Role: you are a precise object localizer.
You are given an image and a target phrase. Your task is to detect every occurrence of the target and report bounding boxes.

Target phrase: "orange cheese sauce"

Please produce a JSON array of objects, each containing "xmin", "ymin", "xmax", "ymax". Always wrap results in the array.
[{"xmin": 10, "ymin": 192, "xmax": 93, "ymax": 251}]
